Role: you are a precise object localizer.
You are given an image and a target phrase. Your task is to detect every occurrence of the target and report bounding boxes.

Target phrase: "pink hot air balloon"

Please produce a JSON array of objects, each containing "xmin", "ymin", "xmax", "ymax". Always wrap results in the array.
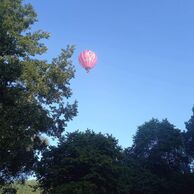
[{"xmin": 79, "ymin": 50, "xmax": 97, "ymax": 73}]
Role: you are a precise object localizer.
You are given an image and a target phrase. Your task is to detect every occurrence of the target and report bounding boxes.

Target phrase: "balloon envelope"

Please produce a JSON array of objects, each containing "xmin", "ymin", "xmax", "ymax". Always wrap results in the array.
[{"xmin": 79, "ymin": 50, "xmax": 97, "ymax": 72}]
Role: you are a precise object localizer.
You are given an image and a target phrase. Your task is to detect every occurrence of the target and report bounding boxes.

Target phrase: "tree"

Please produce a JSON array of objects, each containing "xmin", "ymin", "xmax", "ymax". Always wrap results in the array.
[
  {"xmin": 0, "ymin": 0, "xmax": 77, "ymax": 185},
  {"xmin": 122, "ymin": 118, "xmax": 194, "ymax": 194},
  {"xmin": 184, "ymin": 107, "xmax": 194, "ymax": 161},
  {"xmin": 36, "ymin": 130, "xmax": 127, "ymax": 194},
  {"xmin": 130, "ymin": 119, "xmax": 189, "ymax": 175}
]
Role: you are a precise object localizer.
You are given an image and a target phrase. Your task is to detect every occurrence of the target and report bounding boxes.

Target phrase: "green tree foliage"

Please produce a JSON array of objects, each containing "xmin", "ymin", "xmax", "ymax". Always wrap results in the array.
[
  {"xmin": 35, "ymin": 117, "xmax": 194, "ymax": 194},
  {"xmin": 131, "ymin": 119, "xmax": 189, "ymax": 175},
  {"xmin": 122, "ymin": 149, "xmax": 166, "ymax": 194},
  {"xmin": 123, "ymin": 118, "xmax": 194, "ymax": 194},
  {"xmin": 33, "ymin": 115, "xmax": 194, "ymax": 194},
  {"xmin": 184, "ymin": 107, "xmax": 194, "ymax": 161},
  {"xmin": 14, "ymin": 180, "xmax": 41, "ymax": 194},
  {"xmin": 0, "ymin": 0, "xmax": 77, "ymax": 185},
  {"xmin": 36, "ymin": 130, "xmax": 127, "ymax": 194},
  {"xmin": 0, "ymin": 180, "xmax": 41, "ymax": 194}
]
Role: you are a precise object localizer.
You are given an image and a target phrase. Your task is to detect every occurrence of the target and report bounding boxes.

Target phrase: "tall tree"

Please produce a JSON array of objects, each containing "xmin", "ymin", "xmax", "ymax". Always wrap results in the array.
[
  {"xmin": 123, "ymin": 118, "xmax": 194, "ymax": 193},
  {"xmin": 0, "ymin": 0, "xmax": 77, "ymax": 185},
  {"xmin": 130, "ymin": 119, "xmax": 189, "ymax": 175},
  {"xmin": 36, "ymin": 130, "xmax": 127, "ymax": 194}
]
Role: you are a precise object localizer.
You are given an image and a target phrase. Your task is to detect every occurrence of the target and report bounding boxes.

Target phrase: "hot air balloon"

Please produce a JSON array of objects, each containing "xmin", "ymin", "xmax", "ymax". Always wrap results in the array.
[{"xmin": 79, "ymin": 50, "xmax": 97, "ymax": 73}]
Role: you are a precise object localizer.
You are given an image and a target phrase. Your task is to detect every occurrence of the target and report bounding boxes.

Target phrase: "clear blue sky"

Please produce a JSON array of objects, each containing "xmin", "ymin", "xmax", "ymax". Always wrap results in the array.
[{"xmin": 26, "ymin": 0, "xmax": 194, "ymax": 147}]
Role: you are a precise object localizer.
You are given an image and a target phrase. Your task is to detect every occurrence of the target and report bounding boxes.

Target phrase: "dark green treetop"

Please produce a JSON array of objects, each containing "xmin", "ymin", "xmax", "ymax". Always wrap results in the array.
[
  {"xmin": 36, "ymin": 130, "xmax": 127, "ymax": 194},
  {"xmin": 131, "ymin": 119, "xmax": 189, "ymax": 175}
]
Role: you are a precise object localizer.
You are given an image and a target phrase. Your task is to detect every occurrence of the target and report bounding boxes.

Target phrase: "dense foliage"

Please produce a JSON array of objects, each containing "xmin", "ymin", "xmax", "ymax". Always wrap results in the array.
[
  {"xmin": 0, "ymin": 0, "xmax": 77, "ymax": 185},
  {"xmin": 124, "ymin": 118, "xmax": 194, "ymax": 194},
  {"xmin": 0, "ymin": 180, "xmax": 41, "ymax": 194},
  {"xmin": 36, "ymin": 130, "xmax": 126, "ymax": 194},
  {"xmin": 36, "ymin": 119, "xmax": 194, "ymax": 194},
  {"xmin": 131, "ymin": 119, "xmax": 189, "ymax": 175}
]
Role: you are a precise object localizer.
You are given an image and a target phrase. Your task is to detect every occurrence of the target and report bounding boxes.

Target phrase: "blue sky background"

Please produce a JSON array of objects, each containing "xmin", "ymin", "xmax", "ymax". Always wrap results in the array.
[{"xmin": 25, "ymin": 0, "xmax": 194, "ymax": 148}]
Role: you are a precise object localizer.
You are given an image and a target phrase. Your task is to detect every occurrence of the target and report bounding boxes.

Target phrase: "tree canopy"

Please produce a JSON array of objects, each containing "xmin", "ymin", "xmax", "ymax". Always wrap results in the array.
[
  {"xmin": 36, "ymin": 118, "xmax": 194, "ymax": 194},
  {"xmin": 0, "ymin": 0, "xmax": 77, "ymax": 185},
  {"xmin": 131, "ymin": 119, "xmax": 189, "ymax": 175},
  {"xmin": 36, "ymin": 130, "xmax": 126, "ymax": 194},
  {"xmin": 123, "ymin": 118, "xmax": 194, "ymax": 194}
]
